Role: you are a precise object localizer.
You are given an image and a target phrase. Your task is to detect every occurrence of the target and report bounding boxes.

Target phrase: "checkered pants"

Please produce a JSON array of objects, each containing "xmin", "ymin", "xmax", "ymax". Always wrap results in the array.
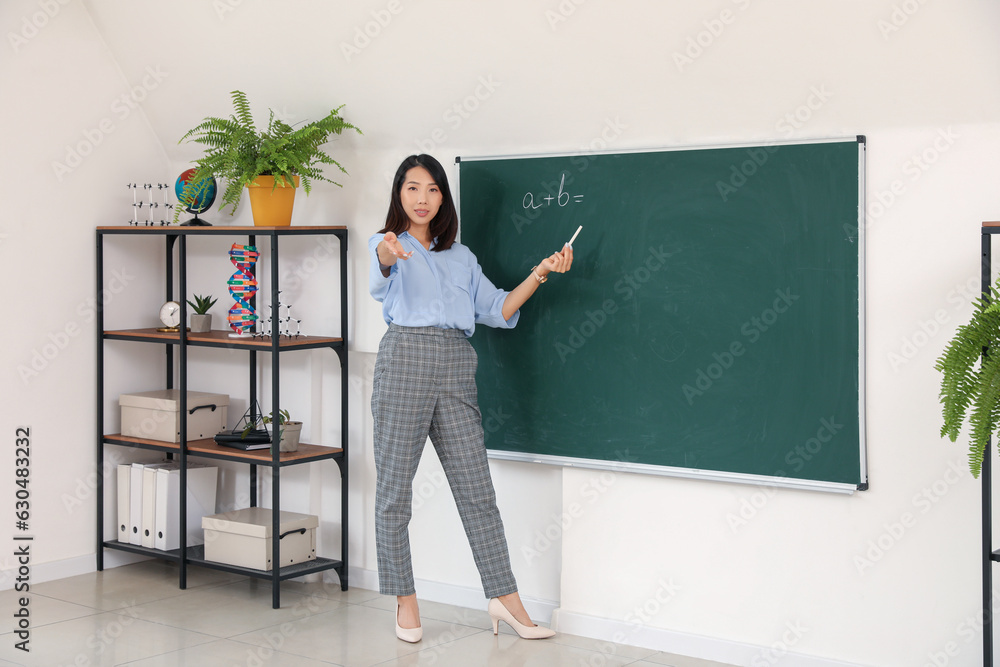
[{"xmin": 371, "ymin": 323, "xmax": 518, "ymax": 598}]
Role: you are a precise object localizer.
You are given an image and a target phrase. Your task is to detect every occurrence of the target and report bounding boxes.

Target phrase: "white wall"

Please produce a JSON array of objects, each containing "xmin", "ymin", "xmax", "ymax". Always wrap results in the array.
[
  {"xmin": 0, "ymin": 0, "xmax": 175, "ymax": 579},
  {"xmin": 2, "ymin": 1, "xmax": 999, "ymax": 665}
]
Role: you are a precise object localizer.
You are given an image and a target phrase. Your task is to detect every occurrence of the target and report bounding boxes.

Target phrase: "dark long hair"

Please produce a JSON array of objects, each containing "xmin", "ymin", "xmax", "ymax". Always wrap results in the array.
[{"xmin": 379, "ymin": 154, "xmax": 458, "ymax": 252}]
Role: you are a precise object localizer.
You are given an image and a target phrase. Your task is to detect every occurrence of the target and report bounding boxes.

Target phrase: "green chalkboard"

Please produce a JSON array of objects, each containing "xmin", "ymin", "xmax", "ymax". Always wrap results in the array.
[{"xmin": 457, "ymin": 139, "xmax": 866, "ymax": 490}]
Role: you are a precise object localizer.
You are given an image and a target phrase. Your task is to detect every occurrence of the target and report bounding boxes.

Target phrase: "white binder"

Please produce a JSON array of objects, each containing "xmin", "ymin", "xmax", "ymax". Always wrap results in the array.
[
  {"xmin": 116, "ymin": 464, "xmax": 130, "ymax": 543},
  {"xmin": 129, "ymin": 463, "xmax": 144, "ymax": 545},
  {"xmin": 154, "ymin": 463, "xmax": 218, "ymax": 551},
  {"xmin": 141, "ymin": 463, "xmax": 177, "ymax": 547},
  {"xmin": 129, "ymin": 461, "xmax": 172, "ymax": 546}
]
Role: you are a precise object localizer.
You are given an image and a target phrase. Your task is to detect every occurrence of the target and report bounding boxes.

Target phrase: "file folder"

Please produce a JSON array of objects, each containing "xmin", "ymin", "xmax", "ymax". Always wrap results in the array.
[
  {"xmin": 129, "ymin": 463, "xmax": 144, "ymax": 545},
  {"xmin": 129, "ymin": 461, "xmax": 171, "ymax": 546},
  {"xmin": 142, "ymin": 462, "xmax": 177, "ymax": 547},
  {"xmin": 154, "ymin": 463, "xmax": 218, "ymax": 551},
  {"xmin": 117, "ymin": 464, "xmax": 130, "ymax": 543}
]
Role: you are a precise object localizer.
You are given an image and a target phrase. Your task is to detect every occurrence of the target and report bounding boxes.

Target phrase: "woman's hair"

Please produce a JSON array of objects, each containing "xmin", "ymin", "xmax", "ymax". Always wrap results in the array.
[{"xmin": 379, "ymin": 154, "xmax": 458, "ymax": 252}]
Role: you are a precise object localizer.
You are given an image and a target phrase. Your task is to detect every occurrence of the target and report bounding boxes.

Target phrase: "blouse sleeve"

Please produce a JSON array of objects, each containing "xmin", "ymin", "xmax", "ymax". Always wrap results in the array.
[
  {"xmin": 471, "ymin": 262, "xmax": 519, "ymax": 329},
  {"xmin": 368, "ymin": 233, "xmax": 397, "ymax": 303}
]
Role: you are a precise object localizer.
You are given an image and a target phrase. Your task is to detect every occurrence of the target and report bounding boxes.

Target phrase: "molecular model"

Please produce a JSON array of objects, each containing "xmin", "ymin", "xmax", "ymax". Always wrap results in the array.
[
  {"xmin": 251, "ymin": 291, "xmax": 304, "ymax": 339},
  {"xmin": 127, "ymin": 183, "xmax": 173, "ymax": 226}
]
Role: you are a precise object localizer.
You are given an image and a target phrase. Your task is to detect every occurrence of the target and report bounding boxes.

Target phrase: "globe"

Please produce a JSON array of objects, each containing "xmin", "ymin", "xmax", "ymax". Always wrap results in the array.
[{"xmin": 175, "ymin": 168, "xmax": 217, "ymax": 214}]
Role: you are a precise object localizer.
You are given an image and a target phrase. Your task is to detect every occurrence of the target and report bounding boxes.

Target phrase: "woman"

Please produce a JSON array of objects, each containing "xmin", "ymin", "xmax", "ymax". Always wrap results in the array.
[{"xmin": 369, "ymin": 154, "xmax": 573, "ymax": 642}]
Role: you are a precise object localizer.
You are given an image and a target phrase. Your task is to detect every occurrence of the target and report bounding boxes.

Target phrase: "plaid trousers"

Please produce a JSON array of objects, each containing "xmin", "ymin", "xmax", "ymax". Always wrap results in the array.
[{"xmin": 371, "ymin": 323, "xmax": 518, "ymax": 598}]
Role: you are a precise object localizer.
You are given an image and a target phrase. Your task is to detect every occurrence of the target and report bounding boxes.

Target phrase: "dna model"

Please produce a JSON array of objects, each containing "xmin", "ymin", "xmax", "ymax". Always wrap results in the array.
[{"xmin": 227, "ymin": 243, "xmax": 260, "ymax": 337}]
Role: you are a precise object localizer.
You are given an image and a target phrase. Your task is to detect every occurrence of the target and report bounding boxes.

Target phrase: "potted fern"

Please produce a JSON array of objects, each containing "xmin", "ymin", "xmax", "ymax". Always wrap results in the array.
[
  {"xmin": 186, "ymin": 294, "xmax": 217, "ymax": 332},
  {"xmin": 175, "ymin": 90, "xmax": 361, "ymax": 226},
  {"xmin": 937, "ymin": 277, "xmax": 1000, "ymax": 477}
]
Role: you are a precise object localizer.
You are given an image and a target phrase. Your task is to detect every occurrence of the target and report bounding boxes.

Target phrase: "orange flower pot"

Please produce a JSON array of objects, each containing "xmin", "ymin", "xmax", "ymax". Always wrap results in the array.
[{"xmin": 246, "ymin": 175, "xmax": 300, "ymax": 227}]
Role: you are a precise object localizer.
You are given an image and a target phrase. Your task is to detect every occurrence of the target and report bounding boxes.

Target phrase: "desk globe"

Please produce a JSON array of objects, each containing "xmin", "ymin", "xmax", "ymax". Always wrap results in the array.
[{"xmin": 175, "ymin": 168, "xmax": 218, "ymax": 226}]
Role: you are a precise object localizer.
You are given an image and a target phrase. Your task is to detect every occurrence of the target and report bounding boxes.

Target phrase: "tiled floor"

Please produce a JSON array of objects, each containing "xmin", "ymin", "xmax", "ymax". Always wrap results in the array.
[{"xmin": 0, "ymin": 561, "xmax": 736, "ymax": 666}]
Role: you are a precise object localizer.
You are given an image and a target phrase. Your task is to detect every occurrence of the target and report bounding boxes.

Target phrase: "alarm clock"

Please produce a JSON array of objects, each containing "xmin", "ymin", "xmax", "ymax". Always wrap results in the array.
[{"xmin": 156, "ymin": 301, "xmax": 183, "ymax": 332}]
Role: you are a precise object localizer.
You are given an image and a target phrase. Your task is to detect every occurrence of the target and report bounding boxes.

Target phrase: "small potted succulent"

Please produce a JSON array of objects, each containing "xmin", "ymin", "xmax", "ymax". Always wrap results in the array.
[
  {"xmin": 187, "ymin": 294, "xmax": 217, "ymax": 333},
  {"xmin": 243, "ymin": 409, "xmax": 302, "ymax": 452}
]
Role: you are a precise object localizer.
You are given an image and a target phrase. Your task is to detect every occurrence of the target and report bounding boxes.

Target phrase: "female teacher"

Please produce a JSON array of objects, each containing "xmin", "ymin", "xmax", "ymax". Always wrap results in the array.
[{"xmin": 369, "ymin": 154, "xmax": 573, "ymax": 642}]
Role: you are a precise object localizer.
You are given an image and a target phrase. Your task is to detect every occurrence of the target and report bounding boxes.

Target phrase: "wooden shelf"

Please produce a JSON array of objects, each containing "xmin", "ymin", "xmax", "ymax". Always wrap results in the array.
[
  {"xmin": 96, "ymin": 225, "xmax": 346, "ymax": 236},
  {"xmin": 103, "ymin": 328, "xmax": 342, "ymax": 351},
  {"xmin": 103, "ymin": 433, "xmax": 343, "ymax": 466}
]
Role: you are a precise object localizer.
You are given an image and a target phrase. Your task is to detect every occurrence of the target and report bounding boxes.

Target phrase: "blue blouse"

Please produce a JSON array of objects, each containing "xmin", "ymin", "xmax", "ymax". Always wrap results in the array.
[{"xmin": 368, "ymin": 231, "xmax": 519, "ymax": 337}]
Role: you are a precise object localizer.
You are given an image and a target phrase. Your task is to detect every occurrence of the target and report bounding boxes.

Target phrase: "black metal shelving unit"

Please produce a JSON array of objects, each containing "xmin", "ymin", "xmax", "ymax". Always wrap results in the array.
[
  {"xmin": 983, "ymin": 221, "xmax": 1000, "ymax": 665},
  {"xmin": 95, "ymin": 225, "xmax": 348, "ymax": 609}
]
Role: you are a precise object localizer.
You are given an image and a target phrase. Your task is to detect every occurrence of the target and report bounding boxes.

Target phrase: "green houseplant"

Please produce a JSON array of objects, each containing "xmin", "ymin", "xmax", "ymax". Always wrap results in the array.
[
  {"xmin": 242, "ymin": 409, "xmax": 302, "ymax": 452},
  {"xmin": 937, "ymin": 277, "xmax": 1000, "ymax": 477},
  {"xmin": 175, "ymin": 90, "xmax": 361, "ymax": 226},
  {"xmin": 186, "ymin": 294, "xmax": 217, "ymax": 333}
]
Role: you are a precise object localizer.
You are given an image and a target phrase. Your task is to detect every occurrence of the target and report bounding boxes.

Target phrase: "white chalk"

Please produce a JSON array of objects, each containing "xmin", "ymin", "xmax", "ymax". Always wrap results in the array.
[{"xmin": 566, "ymin": 225, "xmax": 582, "ymax": 247}]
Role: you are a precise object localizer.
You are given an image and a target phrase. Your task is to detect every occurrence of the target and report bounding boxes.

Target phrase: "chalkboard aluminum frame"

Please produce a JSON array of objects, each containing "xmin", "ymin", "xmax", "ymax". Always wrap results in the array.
[{"xmin": 456, "ymin": 136, "xmax": 867, "ymax": 494}]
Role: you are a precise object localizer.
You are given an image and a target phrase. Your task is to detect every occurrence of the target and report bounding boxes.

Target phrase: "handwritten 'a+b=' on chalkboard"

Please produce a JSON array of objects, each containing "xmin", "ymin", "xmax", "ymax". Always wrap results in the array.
[{"xmin": 522, "ymin": 173, "xmax": 584, "ymax": 210}]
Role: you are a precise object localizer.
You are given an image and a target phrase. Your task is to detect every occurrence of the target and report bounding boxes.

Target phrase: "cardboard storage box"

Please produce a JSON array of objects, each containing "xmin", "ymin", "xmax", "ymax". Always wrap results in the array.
[
  {"xmin": 202, "ymin": 508, "xmax": 317, "ymax": 571},
  {"xmin": 120, "ymin": 390, "xmax": 229, "ymax": 443}
]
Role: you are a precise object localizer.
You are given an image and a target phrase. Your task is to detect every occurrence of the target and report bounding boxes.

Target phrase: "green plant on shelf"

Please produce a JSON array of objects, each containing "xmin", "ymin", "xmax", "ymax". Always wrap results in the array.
[
  {"xmin": 174, "ymin": 90, "xmax": 361, "ymax": 222},
  {"xmin": 937, "ymin": 275, "xmax": 1000, "ymax": 477},
  {"xmin": 241, "ymin": 409, "xmax": 291, "ymax": 439},
  {"xmin": 187, "ymin": 294, "xmax": 217, "ymax": 315}
]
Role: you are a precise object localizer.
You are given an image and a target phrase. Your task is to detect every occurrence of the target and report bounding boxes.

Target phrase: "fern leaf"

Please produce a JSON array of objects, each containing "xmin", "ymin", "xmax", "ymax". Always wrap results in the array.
[
  {"xmin": 968, "ymin": 351, "xmax": 1000, "ymax": 477},
  {"xmin": 230, "ymin": 90, "xmax": 255, "ymax": 133},
  {"xmin": 937, "ymin": 279, "xmax": 1000, "ymax": 477}
]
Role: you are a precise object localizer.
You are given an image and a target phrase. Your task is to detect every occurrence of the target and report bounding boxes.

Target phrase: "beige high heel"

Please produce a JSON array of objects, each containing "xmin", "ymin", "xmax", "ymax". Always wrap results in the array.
[
  {"xmin": 488, "ymin": 598, "xmax": 555, "ymax": 639},
  {"xmin": 395, "ymin": 603, "xmax": 422, "ymax": 643}
]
